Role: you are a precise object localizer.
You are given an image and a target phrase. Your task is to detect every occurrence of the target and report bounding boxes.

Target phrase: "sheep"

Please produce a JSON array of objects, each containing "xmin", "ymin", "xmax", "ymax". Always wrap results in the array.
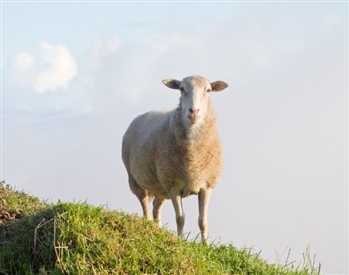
[{"xmin": 122, "ymin": 75, "xmax": 228, "ymax": 243}]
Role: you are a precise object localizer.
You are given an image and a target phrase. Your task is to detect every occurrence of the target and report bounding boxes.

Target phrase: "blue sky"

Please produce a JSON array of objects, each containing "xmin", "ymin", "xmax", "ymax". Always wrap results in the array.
[{"xmin": 1, "ymin": 2, "xmax": 348, "ymax": 274}]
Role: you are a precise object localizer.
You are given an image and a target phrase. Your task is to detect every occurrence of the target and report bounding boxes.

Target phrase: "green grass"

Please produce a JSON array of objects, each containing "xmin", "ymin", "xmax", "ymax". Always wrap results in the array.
[{"xmin": 0, "ymin": 181, "xmax": 321, "ymax": 275}]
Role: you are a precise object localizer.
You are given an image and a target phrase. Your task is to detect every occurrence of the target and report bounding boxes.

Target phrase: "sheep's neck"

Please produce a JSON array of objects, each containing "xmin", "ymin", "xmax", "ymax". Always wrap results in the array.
[
  {"xmin": 171, "ymin": 105, "xmax": 218, "ymax": 175},
  {"xmin": 174, "ymin": 100, "xmax": 217, "ymax": 150}
]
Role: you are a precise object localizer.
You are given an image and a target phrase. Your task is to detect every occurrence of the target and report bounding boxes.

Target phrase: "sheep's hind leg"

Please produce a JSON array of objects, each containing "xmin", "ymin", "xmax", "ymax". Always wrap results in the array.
[
  {"xmin": 153, "ymin": 197, "xmax": 166, "ymax": 226},
  {"xmin": 128, "ymin": 174, "xmax": 153, "ymax": 220}
]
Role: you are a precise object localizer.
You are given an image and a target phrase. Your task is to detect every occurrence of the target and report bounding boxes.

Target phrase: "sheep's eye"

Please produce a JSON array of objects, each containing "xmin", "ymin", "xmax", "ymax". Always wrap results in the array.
[
  {"xmin": 180, "ymin": 87, "xmax": 186, "ymax": 94},
  {"xmin": 206, "ymin": 89, "xmax": 212, "ymax": 93}
]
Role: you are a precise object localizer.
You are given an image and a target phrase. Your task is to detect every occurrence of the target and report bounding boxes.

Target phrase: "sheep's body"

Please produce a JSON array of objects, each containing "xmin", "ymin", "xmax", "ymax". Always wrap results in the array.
[
  {"xmin": 122, "ymin": 75, "xmax": 228, "ymax": 242},
  {"xmin": 123, "ymin": 103, "xmax": 222, "ymax": 198}
]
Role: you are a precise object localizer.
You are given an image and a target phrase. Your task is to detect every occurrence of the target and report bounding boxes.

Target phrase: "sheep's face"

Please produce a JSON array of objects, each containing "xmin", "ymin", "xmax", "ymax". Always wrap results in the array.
[{"xmin": 162, "ymin": 76, "xmax": 228, "ymax": 126}]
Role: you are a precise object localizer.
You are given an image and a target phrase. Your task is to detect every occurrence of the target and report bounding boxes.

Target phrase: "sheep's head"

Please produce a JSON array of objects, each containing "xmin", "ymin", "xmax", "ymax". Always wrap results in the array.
[{"xmin": 162, "ymin": 75, "xmax": 228, "ymax": 126}]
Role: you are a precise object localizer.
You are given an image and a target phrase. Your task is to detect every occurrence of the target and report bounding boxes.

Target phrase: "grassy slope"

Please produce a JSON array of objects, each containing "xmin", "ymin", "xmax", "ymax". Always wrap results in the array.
[{"xmin": 0, "ymin": 182, "xmax": 321, "ymax": 275}]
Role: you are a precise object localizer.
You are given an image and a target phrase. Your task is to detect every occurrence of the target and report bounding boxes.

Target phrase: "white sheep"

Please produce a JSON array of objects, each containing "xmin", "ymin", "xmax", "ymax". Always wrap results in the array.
[{"xmin": 122, "ymin": 75, "xmax": 228, "ymax": 243}]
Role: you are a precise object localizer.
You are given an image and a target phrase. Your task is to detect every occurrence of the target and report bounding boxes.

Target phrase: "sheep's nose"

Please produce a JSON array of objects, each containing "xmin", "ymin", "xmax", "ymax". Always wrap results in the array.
[{"xmin": 189, "ymin": 108, "xmax": 200, "ymax": 115}]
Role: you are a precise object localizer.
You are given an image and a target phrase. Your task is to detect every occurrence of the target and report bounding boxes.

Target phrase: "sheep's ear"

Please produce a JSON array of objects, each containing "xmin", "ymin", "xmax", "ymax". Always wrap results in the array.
[
  {"xmin": 211, "ymin": 81, "xmax": 228, "ymax": 92},
  {"xmin": 162, "ymin": 79, "xmax": 181, "ymax": 90}
]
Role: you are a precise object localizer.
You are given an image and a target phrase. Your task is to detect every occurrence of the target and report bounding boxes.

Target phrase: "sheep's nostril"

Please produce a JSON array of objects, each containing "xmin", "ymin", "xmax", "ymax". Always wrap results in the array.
[{"xmin": 190, "ymin": 108, "xmax": 200, "ymax": 115}]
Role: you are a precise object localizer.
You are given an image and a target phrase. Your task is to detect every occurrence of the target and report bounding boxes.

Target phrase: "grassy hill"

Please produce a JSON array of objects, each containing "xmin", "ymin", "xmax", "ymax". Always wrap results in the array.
[{"xmin": 0, "ymin": 181, "xmax": 321, "ymax": 275}]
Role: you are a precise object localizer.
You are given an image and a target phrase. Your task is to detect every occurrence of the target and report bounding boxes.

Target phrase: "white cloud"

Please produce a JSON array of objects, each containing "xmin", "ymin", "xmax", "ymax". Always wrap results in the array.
[
  {"xmin": 34, "ymin": 42, "xmax": 78, "ymax": 93},
  {"xmin": 87, "ymin": 36, "xmax": 120, "ymax": 71},
  {"xmin": 13, "ymin": 52, "xmax": 35, "ymax": 71},
  {"xmin": 93, "ymin": 36, "xmax": 119, "ymax": 58},
  {"xmin": 9, "ymin": 52, "xmax": 36, "ymax": 88},
  {"xmin": 10, "ymin": 42, "xmax": 78, "ymax": 94}
]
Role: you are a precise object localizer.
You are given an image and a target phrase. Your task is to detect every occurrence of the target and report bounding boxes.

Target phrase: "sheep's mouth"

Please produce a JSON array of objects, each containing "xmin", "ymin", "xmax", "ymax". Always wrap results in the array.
[{"xmin": 187, "ymin": 116, "xmax": 201, "ymax": 124}]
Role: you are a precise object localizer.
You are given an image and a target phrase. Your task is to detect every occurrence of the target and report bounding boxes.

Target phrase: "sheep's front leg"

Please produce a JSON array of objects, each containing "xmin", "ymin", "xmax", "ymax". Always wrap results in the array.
[
  {"xmin": 140, "ymin": 196, "xmax": 152, "ymax": 220},
  {"xmin": 198, "ymin": 187, "xmax": 212, "ymax": 244},
  {"xmin": 153, "ymin": 197, "xmax": 165, "ymax": 226},
  {"xmin": 169, "ymin": 189, "xmax": 185, "ymax": 238}
]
